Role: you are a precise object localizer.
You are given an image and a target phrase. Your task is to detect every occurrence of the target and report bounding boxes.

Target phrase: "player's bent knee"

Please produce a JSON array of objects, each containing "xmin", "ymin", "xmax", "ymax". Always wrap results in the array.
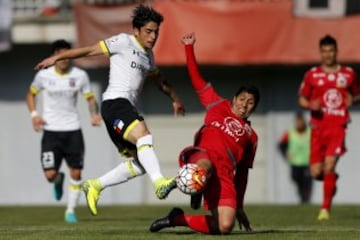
[
  {"xmin": 136, "ymin": 134, "xmax": 153, "ymax": 151},
  {"xmin": 310, "ymin": 166, "xmax": 323, "ymax": 179},
  {"xmin": 44, "ymin": 171, "xmax": 57, "ymax": 182},
  {"xmin": 218, "ymin": 219, "xmax": 235, "ymax": 235},
  {"xmin": 69, "ymin": 169, "xmax": 81, "ymax": 180}
]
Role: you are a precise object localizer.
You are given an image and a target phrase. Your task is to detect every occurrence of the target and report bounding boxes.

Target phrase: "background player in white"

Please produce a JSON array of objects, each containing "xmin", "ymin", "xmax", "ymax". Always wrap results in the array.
[
  {"xmin": 26, "ymin": 39, "xmax": 102, "ymax": 223},
  {"xmin": 35, "ymin": 4, "xmax": 185, "ymax": 216}
]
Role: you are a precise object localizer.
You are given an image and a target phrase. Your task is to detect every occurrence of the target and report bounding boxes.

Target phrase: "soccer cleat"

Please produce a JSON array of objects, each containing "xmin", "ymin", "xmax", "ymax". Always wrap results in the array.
[
  {"xmin": 81, "ymin": 179, "xmax": 102, "ymax": 216},
  {"xmin": 65, "ymin": 211, "xmax": 78, "ymax": 224},
  {"xmin": 190, "ymin": 193, "xmax": 202, "ymax": 210},
  {"xmin": 149, "ymin": 207, "xmax": 184, "ymax": 232},
  {"xmin": 317, "ymin": 208, "xmax": 330, "ymax": 221},
  {"xmin": 154, "ymin": 177, "xmax": 177, "ymax": 199},
  {"xmin": 54, "ymin": 172, "xmax": 65, "ymax": 201}
]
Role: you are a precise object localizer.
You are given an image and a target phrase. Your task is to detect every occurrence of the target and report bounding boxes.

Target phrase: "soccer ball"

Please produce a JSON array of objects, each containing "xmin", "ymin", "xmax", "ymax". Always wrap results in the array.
[{"xmin": 176, "ymin": 163, "xmax": 207, "ymax": 195}]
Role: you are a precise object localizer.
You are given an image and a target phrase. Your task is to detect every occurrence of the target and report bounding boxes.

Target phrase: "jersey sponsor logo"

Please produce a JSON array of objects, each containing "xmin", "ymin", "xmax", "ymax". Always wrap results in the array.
[
  {"xmin": 113, "ymin": 119, "xmax": 124, "ymax": 135},
  {"xmin": 313, "ymin": 73, "xmax": 326, "ymax": 78},
  {"xmin": 211, "ymin": 117, "xmax": 252, "ymax": 143},
  {"xmin": 48, "ymin": 90, "xmax": 75, "ymax": 98},
  {"xmin": 130, "ymin": 61, "xmax": 146, "ymax": 74}
]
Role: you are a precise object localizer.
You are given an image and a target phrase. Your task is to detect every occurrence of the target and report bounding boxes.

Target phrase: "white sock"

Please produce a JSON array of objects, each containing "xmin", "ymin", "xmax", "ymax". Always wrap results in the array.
[
  {"xmin": 98, "ymin": 159, "xmax": 145, "ymax": 188},
  {"xmin": 67, "ymin": 178, "xmax": 81, "ymax": 212},
  {"xmin": 136, "ymin": 134, "xmax": 163, "ymax": 183}
]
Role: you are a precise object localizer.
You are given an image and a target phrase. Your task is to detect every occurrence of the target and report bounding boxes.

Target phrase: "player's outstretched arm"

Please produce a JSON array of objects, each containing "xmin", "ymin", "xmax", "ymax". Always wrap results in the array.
[
  {"xmin": 181, "ymin": 33, "xmax": 207, "ymax": 91},
  {"xmin": 148, "ymin": 70, "xmax": 185, "ymax": 117},
  {"xmin": 35, "ymin": 43, "xmax": 104, "ymax": 70}
]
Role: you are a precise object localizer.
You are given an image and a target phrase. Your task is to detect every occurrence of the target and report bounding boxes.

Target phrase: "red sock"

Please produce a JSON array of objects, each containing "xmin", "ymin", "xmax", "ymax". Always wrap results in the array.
[
  {"xmin": 322, "ymin": 173, "xmax": 337, "ymax": 210},
  {"xmin": 173, "ymin": 213, "xmax": 212, "ymax": 234}
]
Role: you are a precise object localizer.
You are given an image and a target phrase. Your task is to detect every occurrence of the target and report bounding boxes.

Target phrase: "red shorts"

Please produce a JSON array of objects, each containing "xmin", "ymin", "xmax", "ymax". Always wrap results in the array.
[
  {"xmin": 178, "ymin": 146, "xmax": 236, "ymax": 210},
  {"xmin": 310, "ymin": 125, "xmax": 347, "ymax": 165}
]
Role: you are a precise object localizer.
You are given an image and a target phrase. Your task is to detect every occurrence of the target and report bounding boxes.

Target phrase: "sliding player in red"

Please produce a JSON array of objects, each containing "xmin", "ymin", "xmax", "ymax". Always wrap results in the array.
[
  {"xmin": 150, "ymin": 32, "xmax": 259, "ymax": 234},
  {"xmin": 299, "ymin": 35, "xmax": 360, "ymax": 220}
]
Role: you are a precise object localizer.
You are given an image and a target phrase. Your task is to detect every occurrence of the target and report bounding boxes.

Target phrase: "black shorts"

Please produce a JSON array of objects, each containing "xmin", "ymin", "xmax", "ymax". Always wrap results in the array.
[
  {"xmin": 101, "ymin": 98, "xmax": 144, "ymax": 157},
  {"xmin": 41, "ymin": 130, "xmax": 84, "ymax": 171}
]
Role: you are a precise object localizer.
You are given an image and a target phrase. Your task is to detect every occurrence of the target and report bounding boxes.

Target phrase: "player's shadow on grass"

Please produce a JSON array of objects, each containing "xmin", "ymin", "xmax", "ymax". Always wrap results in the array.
[
  {"xmin": 81, "ymin": 217, "xmax": 122, "ymax": 222},
  {"xmin": 157, "ymin": 229, "xmax": 317, "ymax": 235},
  {"xmin": 234, "ymin": 229, "xmax": 317, "ymax": 235}
]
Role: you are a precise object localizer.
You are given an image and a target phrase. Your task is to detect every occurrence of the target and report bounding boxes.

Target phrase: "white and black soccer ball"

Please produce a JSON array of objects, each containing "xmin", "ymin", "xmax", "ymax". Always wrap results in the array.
[{"xmin": 176, "ymin": 163, "xmax": 207, "ymax": 195}]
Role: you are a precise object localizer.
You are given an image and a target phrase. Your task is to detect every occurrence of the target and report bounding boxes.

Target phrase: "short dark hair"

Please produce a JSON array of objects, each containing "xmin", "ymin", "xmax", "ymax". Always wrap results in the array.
[
  {"xmin": 319, "ymin": 34, "xmax": 337, "ymax": 49},
  {"xmin": 51, "ymin": 39, "xmax": 71, "ymax": 54},
  {"xmin": 295, "ymin": 111, "xmax": 305, "ymax": 119},
  {"xmin": 132, "ymin": 4, "xmax": 164, "ymax": 29},
  {"xmin": 234, "ymin": 85, "xmax": 260, "ymax": 109}
]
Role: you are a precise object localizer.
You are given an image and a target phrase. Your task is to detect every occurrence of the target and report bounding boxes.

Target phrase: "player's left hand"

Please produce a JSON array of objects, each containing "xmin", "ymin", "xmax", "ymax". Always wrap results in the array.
[
  {"xmin": 34, "ymin": 56, "xmax": 58, "ymax": 70},
  {"xmin": 236, "ymin": 209, "xmax": 253, "ymax": 232},
  {"xmin": 91, "ymin": 114, "xmax": 102, "ymax": 126},
  {"xmin": 173, "ymin": 100, "xmax": 185, "ymax": 117}
]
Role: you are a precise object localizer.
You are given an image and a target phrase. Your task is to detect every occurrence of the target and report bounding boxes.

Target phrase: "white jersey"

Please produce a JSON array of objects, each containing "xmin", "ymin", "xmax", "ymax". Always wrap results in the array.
[
  {"xmin": 30, "ymin": 66, "xmax": 93, "ymax": 131},
  {"xmin": 100, "ymin": 33, "xmax": 157, "ymax": 106}
]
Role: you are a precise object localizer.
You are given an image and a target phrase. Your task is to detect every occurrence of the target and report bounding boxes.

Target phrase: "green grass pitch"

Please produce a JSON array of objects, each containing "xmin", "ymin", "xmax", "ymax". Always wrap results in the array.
[{"xmin": 0, "ymin": 205, "xmax": 360, "ymax": 240}]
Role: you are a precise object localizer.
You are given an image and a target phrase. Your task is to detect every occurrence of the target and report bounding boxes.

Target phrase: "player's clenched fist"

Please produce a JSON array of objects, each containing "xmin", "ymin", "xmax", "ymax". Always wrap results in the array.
[{"xmin": 182, "ymin": 32, "xmax": 196, "ymax": 45}]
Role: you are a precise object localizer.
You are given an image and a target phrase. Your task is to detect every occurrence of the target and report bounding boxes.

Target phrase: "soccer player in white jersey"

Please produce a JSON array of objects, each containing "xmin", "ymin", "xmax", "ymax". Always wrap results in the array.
[
  {"xmin": 27, "ymin": 40, "xmax": 102, "ymax": 223},
  {"xmin": 35, "ymin": 4, "xmax": 185, "ymax": 216}
]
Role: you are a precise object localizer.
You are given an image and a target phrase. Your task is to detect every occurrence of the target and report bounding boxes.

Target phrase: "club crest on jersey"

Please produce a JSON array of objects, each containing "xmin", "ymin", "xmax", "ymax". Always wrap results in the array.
[
  {"xmin": 69, "ymin": 78, "xmax": 76, "ymax": 88},
  {"xmin": 336, "ymin": 74, "xmax": 347, "ymax": 87},
  {"xmin": 113, "ymin": 119, "xmax": 125, "ymax": 135}
]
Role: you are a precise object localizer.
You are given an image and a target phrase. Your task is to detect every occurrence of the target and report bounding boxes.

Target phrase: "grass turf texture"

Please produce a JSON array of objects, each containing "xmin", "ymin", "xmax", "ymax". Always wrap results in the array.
[{"xmin": 0, "ymin": 205, "xmax": 360, "ymax": 240}]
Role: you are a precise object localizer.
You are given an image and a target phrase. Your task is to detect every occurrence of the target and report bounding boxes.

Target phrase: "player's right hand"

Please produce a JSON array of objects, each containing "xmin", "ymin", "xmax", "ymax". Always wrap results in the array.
[
  {"xmin": 32, "ymin": 116, "xmax": 46, "ymax": 132},
  {"xmin": 236, "ymin": 209, "xmax": 253, "ymax": 232},
  {"xmin": 34, "ymin": 56, "xmax": 57, "ymax": 70},
  {"xmin": 91, "ymin": 114, "xmax": 102, "ymax": 127},
  {"xmin": 308, "ymin": 99, "xmax": 321, "ymax": 111},
  {"xmin": 181, "ymin": 33, "xmax": 196, "ymax": 45},
  {"xmin": 173, "ymin": 100, "xmax": 186, "ymax": 117}
]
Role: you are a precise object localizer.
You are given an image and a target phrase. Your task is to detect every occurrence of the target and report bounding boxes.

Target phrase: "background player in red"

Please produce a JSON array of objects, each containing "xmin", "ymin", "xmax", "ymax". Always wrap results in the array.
[
  {"xmin": 298, "ymin": 35, "xmax": 360, "ymax": 220},
  {"xmin": 150, "ymin": 33, "xmax": 259, "ymax": 234}
]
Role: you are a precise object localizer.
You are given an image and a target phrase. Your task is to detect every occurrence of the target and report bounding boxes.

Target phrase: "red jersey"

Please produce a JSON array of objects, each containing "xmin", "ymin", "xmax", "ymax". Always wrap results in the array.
[
  {"xmin": 299, "ymin": 66, "xmax": 360, "ymax": 127},
  {"xmin": 185, "ymin": 45, "xmax": 257, "ymax": 170}
]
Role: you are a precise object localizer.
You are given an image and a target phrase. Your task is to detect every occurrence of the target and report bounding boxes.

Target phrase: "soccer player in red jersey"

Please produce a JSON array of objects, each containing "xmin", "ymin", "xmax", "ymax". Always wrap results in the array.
[
  {"xmin": 298, "ymin": 35, "xmax": 360, "ymax": 220},
  {"xmin": 149, "ymin": 33, "xmax": 259, "ymax": 234}
]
